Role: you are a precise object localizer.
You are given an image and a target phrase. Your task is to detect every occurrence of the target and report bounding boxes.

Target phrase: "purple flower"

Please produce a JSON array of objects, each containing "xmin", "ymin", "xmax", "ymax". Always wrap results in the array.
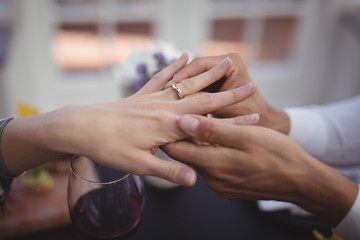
[
  {"xmin": 133, "ymin": 52, "xmax": 173, "ymax": 92},
  {"xmin": 154, "ymin": 52, "xmax": 167, "ymax": 65},
  {"xmin": 136, "ymin": 63, "xmax": 148, "ymax": 77}
]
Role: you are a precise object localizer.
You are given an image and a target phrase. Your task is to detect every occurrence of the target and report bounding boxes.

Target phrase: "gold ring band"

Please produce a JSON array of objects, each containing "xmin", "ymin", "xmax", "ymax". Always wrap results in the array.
[{"xmin": 171, "ymin": 83, "xmax": 184, "ymax": 99}]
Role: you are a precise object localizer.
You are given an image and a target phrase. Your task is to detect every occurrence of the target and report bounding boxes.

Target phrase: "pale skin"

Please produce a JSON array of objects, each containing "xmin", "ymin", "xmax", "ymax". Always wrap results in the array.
[
  {"xmin": 163, "ymin": 53, "xmax": 359, "ymax": 226},
  {"xmin": 0, "ymin": 53, "xmax": 259, "ymax": 186}
]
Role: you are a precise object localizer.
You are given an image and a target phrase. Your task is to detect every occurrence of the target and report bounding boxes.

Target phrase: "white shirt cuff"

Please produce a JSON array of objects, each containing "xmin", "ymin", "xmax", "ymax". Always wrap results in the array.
[
  {"xmin": 333, "ymin": 184, "xmax": 360, "ymax": 240},
  {"xmin": 285, "ymin": 108, "xmax": 329, "ymax": 158}
]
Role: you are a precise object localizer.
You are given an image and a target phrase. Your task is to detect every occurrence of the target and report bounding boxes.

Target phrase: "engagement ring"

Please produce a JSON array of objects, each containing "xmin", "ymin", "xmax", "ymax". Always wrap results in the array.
[{"xmin": 171, "ymin": 83, "xmax": 184, "ymax": 99}]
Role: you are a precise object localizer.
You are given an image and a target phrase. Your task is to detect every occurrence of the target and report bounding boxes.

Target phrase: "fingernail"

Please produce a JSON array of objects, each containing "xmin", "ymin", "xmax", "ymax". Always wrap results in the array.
[
  {"xmin": 180, "ymin": 170, "xmax": 196, "ymax": 186},
  {"xmin": 245, "ymin": 113, "xmax": 260, "ymax": 123},
  {"xmin": 219, "ymin": 57, "xmax": 232, "ymax": 68},
  {"xmin": 243, "ymin": 81, "xmax": 256, "ymax": 91},
  {"xmin": 180, "ymin": 115, "xmax": 200, "ymax": 133},
  {"xmin": 178, "ymin": 52, "xmax": 187, "ymax": 61}
]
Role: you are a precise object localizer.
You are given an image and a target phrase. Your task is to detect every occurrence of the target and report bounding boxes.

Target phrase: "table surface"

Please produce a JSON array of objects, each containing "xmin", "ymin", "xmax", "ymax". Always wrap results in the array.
[{"xmin": 6, "ymin": 174, "xmax": 331, "ymax": 240}]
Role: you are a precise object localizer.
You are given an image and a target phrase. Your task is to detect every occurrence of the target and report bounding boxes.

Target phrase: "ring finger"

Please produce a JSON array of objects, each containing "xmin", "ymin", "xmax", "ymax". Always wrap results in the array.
[{"xmin": 165, "ymin": 57, "xmax": 233, "ymax": 100}]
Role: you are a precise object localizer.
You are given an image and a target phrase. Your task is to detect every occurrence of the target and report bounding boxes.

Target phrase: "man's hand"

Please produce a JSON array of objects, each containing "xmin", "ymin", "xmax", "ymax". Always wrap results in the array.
[{"xmin": 164, "ymin": 114, "xmax": 359, "ymax": 226}]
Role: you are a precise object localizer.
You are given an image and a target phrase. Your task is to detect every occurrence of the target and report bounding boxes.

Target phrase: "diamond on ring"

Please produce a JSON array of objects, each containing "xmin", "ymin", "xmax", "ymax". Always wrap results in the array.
[{"xmin": 171, "ymin": 83, "xmax": 184, "ymax": 99}]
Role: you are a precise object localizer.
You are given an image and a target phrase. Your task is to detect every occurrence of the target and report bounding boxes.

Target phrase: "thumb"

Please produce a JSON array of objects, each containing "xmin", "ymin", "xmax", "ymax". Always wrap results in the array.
[
  {"xmin": 178, "ymin": 114, "xmax": 247, "ymax": 148},
  {"xmin": 177, "ymin": 115, "xmax": 220, "ymax": 143}
]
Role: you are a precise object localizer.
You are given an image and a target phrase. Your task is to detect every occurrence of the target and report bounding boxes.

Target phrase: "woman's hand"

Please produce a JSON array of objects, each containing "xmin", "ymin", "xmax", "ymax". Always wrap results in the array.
[
  {"xmin": 2, "ymin": 54, "xmax": 258, "ymax": 186},
  {"xmin": 166, "ymin": 53, "xmax": 290, "ymax": 134},
  {"xmin": 163, "ymin": 114, "xmax": 359, "ymax": 225}
]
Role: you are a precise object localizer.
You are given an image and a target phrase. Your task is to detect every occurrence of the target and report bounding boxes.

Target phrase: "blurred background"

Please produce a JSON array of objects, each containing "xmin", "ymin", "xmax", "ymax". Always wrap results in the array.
[
  {"xmin": 0, "ymin": 0, "xmax": 359, "ymax": 118},
  {"xmin": 0, "ymin": 0, "xmax": 360, "ymax": 238}
]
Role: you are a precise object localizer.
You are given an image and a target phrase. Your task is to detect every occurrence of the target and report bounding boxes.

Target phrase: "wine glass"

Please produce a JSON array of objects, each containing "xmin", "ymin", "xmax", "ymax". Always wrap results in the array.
[{"xmin": 68, "ymin": 155, "xmax": 145, "ymax": 240}]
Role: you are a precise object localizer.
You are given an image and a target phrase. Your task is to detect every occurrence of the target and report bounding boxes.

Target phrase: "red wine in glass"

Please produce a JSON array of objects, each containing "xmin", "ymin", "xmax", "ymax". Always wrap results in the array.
[
  {"xmin": 68, "ymin": 156, "xmax": 145, "ymax": 240},
  {"xmin": 70, "ymin": 187, "xmax": 143, "ymax": 240}
]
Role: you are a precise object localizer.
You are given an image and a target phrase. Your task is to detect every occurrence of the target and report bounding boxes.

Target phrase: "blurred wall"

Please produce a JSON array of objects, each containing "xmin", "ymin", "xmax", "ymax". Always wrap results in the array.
[
  {"xmin": 321, "ymin": 15, "xmax": 360, "ymax": 104},
  {"xmin": 0, "ymin": 0, "xmax": 359, "ymax": 117},
  {"xmin": 251, "ymin": 0, "xmax": 360, "ymax": 108}
]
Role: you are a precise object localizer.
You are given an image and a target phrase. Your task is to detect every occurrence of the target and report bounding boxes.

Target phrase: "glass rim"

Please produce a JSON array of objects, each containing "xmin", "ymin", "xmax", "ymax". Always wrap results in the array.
[{"xmin": 70, "ymin": 155, "xmax": 131, "ymax": 185}]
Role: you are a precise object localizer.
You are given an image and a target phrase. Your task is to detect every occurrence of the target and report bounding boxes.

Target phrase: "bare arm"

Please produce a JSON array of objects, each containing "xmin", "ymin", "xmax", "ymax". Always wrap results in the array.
[{"xmin": 1, "ymin": 113, "xmax": 71, "ymax": 176}]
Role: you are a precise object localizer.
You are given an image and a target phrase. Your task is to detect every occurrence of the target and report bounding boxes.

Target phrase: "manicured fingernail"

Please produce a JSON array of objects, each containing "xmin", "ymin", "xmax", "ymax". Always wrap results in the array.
[
  {"xmin": 178, "ymin": 52, "xmax": 187, "ymax": 61},
  {"xmin": 180, "ymin": 170, "xmax": 196, "ymax": 186},
  {"xmin": 245, "ymin": 113, "xmax": 260, "ymax": 123},
  {"xmin": 243, "ymin": 81, "xmax": 256, "ymax": 91},
  {"xmin": 180, "ymin": 115, "xmax": 200, "ymax": 133},
  {"xmin": 219, "ymin": 57, "xmax": 232, "ymax": 68}
]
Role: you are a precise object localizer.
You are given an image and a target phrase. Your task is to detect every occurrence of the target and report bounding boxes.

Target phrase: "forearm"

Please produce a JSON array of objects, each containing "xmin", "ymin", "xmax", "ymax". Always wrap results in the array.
[
  {"xmin": 293, "ymin": 154, "xmax": 358, "ymax": 226},
  {"xmin": 1, "ymin": 110, "xmax": 71, "ymax": 175}
]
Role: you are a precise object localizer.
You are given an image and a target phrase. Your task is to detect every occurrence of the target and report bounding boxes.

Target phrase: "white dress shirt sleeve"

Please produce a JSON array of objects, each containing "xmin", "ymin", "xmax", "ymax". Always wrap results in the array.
[
  {"xmin": 333, "ymin": 185, "xmax": 360, "ymax": 240},
  {"xmin": 284, "ymin": 95, "xmax": 360, "ymax": 240},
  {"xmin": 285, "ymin": 95, "xmax": 360, "ymax": 167}
]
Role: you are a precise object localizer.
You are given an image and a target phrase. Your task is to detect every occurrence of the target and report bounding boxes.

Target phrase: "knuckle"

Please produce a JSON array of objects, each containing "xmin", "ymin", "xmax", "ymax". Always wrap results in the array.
[
  {"xmin": 199, "ymin": 121, "xmax": 219, "ymax": 143},
  {"xmin": 199, "ymin": 93, "xmax": 217, "ymax": 109},
  {"xmin": 146, "ymin": 100, "xmax": 165, "ymax": 110},
  {"xmin": 156, "ymin": 111, "xmax": 175, "ymax": 124},
  {"xmin": 164, "ymin": 161, "xmax": 180, "ymax": 182},
  {"xmin": 202, "ymin": 128, "xmax": 216, "ymax": 143},
  {"xmin": 179, "ymin": 79, "xmax": 194, "ymax": 93}
]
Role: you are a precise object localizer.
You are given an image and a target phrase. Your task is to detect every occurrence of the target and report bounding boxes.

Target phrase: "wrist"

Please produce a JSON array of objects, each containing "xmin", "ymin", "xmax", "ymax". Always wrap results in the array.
[
  {"xmin": 261, "ymin": 105, "xmax": 290, "ymax": 135},
  {"xmin": 294, "ymin": 154, "xmax": 358, "ymax": 226},
  {"xmin": 41, "ymin": 105, "xmax": 81, "ymax": 154}
]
